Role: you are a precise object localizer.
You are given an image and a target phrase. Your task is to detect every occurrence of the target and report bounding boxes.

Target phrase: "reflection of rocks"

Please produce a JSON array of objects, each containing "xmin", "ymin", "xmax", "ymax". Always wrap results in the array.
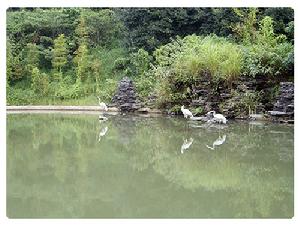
[
  {"xmin": 113, "ymin": 116, "xmax": 139, "ymax": 146},
  {"xmin": 112, "ymin": 77, "xmax": 141, "ymax": 112},
  {"xmin": 269, "ymin": 82, "xmax": 294, "ymax": 123}
]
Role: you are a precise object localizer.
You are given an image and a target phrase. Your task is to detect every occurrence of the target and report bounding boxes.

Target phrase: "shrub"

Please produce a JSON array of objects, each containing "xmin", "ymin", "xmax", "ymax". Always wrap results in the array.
[
  {"xmin": 152, "ymin": 35, "xmax": 243, "ymax": 107},
  {"xmin": 240, "ymin": 16, "xmax": 294, "ymax": 77},
  {"xmin": 242, "ymin": 42, "xmax": 293, "ymax": 77},
  {"xmin": 97, "ymin": 78, "xmax": 118, "ymax": 102},
  {"xmin": 31, "ymin": 67, "xmax": 49, "ymax": 95},
  {"xmin": 134, "ymin": 69, "xmax": 156, "ymax": 100},
  {"xmin": 7, "ymin": 86, "xmax": 36, "ymax": 105}
]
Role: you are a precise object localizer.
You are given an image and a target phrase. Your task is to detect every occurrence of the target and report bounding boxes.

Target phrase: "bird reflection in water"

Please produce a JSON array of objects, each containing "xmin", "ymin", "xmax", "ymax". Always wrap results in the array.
[
  {"xmin": 98, "ymin": 126, "xmax": 108, "ymax": 142},
  {"xmin": 98, "ymin": 114, "xmax": 108, "ymax": 142},
  {"xmin": 180, "ymin": 138, "xmax": 194, "ymax": 154},
  {"xmin": 206, "ymin": 135, "xmax": 226, "ymax": 150}
]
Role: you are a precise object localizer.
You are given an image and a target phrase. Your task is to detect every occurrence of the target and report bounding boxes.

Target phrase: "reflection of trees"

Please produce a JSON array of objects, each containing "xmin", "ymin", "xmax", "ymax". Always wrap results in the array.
[
  {"xmin": 7, "ymin": 114, "xmax": 293, "ymax": 218},
  {"xmin": 116, "ymin": 118, "xmax": 293, "ymax": 217}
]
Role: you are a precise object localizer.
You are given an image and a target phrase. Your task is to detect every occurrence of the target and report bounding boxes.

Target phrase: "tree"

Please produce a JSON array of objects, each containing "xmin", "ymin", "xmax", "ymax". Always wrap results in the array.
[
  {"xmin": 74, "ymin": 44, "xmax": 89, "ymax": 82},
  {"xmin": 31, "ymin": 67, "xmax": 49, "ymax": 95},
  {"xmin": 81, "ymin": 9, "xmax": 123, "ymax": 48},
  {"xmin": 91, "ymin": 59, "xmax": 101, "ymax": 93},
  {"xmin": 25, "ymin": 43, "xmax": 40, "ymax": 74},
  {"xmin": 75, "ymin": 15, "xmax": 88, "ymax": 45},
  {"xmin": 52, "ymin": 34, "xmax": 68, "ymax": 72},
  {"xmin": 7, "ymin": 39, "xmax": 24, "ymax": 84},
  {"xmin": 232, "ymin": 8, "xmax": 258, "ymax": 44},
  {"xmin": 118, "ymin": 8, "xmax": 240, "ymax": 52}
]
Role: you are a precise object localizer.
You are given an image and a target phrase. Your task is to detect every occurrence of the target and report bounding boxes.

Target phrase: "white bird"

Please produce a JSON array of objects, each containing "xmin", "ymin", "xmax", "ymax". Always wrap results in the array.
[
  {"xmin": 181, "ymin": 105, "xmax": 193, "ymax": 119},
  {"xmin": 97, "ymin": 97, "xmax": 108, "ymax": 111},
  {"xmin": 181, "ymin": 138, "xmax": 194, "ymax": 154},
  {"xmin": 98, "ymin": 126, "xmax": 108, "ymax": 142},
  {"xmin": 206, "ymin": 135, "xmax": 226, "ymax": 150},
  {"xmin": 207, "ymin": 111, "xmax": 227, "ymax": 124}
]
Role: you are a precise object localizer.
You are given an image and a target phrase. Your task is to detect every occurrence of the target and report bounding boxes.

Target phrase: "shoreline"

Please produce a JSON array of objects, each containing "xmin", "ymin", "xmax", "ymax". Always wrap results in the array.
[
  {"xmin": 6, "ymin": 105, "xmax": 164, "ymax": 115},
  {"xmin": 6, "ymin": 105, "xmax": 294, "ymax": 124}
]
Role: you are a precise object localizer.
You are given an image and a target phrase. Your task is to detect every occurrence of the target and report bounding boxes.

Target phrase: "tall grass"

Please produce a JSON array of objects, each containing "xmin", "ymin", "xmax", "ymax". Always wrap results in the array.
[
  {"xmin": 174, "ymin": 35, "xmax": 243, "ymax": 82},
  {"xmin": 153, "ymin": 35, "xmax": 243, "ymax": 108}
]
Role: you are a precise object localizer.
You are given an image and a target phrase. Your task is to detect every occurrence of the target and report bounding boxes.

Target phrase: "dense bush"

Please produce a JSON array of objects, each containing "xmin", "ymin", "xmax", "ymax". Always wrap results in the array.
[
  {"xmin": 151, "ymin": 35, "xmax": 243, "ymax": 107},
  {"xmin": 242, "ymin": 42, "xmax": 293, "ymax": 77},
  {"xmin": 241, "ymin": 16, "xmax": 293, "ymax": 77}
]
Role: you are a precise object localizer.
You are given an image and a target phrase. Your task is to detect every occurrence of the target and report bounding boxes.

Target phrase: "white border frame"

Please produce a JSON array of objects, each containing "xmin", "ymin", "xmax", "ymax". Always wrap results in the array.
[{"xmin": 1, "ymin": 0, "xmax": 298, "ymax": 224}]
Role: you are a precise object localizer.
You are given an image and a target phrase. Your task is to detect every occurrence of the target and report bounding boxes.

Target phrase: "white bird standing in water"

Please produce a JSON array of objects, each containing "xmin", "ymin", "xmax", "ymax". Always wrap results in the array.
[
  {"xmin": 97, "ymin": 96, "xmax": 108, "ymax": 111},
  {"xmin": 98, "ymin": 126, "xmax": 108, "ymax": 142},
  {"xmin": 181, "ymin": 106, "xmax": 193, "ymax": 119},
  {"xmin": 181, "ymin": 138, "xmax": 194, "ymax": 154},
  {"xmin": 206, "ymin": 135, "xmax": 226, "ymax": 150},
  {"xmin": 207, "ymin": 111, "xmax": 227, "ymax": 124}
]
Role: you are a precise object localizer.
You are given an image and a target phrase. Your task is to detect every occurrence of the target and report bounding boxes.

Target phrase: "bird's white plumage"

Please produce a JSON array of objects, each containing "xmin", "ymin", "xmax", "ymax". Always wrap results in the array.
[
  {"xmin": 98, "ymin": 126, "xmax": 108, "ymax": 142},
  {"xmin": 181, "ymin": 138, "xmax": 194, "ymax": 154},
  {"xmin": 206, "ymin": 135, "xmax": 226, "ymax": 150},
  {"xmin": 207, "ymin": 111, "xmax": 227, "ymax": 124},
  {"xmin": 214, "ymin": 113, "xmax": 227, "ymax": 124},
  {"xmin": 97, "ymin": 97, "xmax": 108, "ymax": 111},
  {"xmin": 181, "ymin": 106, "xmax": 193, "ymax": 118}
]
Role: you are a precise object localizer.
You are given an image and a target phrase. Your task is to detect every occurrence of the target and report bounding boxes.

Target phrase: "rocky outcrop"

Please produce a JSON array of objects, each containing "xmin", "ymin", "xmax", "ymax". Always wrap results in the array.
[
  {"xmin": 188, "ymin": 75, "xmax": 285, "ymax": 119},
  {"xmin": 112, "ymin": 77, "xmax": 141, "ymax": 112},
  {"xmin": 269, "ymin": 82, "xmax": 294, "ymax": 119}
]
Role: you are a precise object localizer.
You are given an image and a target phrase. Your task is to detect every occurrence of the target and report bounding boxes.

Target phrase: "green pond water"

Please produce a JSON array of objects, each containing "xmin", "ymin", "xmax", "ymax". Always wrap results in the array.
[{"xmin": 6, "ymin": 113, "xmax": 294, "ymax": 218}]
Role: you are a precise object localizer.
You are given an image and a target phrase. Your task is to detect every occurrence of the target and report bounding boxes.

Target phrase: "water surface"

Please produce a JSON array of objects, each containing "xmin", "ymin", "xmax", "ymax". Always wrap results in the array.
[{"xmin": 7, "ymin": 113, "xmax": 294, "ymax": 218}]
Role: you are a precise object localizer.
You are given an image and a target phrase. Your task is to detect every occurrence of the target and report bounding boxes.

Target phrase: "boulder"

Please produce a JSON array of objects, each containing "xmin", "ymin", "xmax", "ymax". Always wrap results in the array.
[{"xmin": 112, "ymin": 77, "xmax": 141, "ymax": 112}]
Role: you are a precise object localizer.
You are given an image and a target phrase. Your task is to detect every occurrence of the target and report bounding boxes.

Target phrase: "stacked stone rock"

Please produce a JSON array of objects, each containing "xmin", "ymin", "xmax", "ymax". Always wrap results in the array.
[
  {"xmin": 190, "ymin": 75, "xmax": 221, "ymax": 113},
  {"xmin": 112, "ymin": 77, "xmax": 141, "ymax": 112},
  {"xmin": 189, "ymin": 75, "xmax": 274, "ymax": 118},
  {"xmin": 270, "ymin": 82, "xmax": 294, "ymax": 118}
]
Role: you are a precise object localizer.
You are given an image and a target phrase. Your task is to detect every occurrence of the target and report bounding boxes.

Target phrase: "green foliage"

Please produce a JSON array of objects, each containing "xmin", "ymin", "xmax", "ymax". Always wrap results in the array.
[
  {"xmin": 241, "ymin": 16, "xmax": 293, "ymax": 77},
  {"xmin": 97, "ymin": 79, "xmax": 118, "ymax": 102},
  {"xmin": 285, "ymin": 21, "xmax": 294, "ymax": 44},
  {"xmin": 263, "ymin": 8, "xmax": 294, "ymax": 37},
  {"xmin": 152, "ymin": 35, "xmax": 243, "ymax": 107},
  {"xmin": 192, "ymin": 106, "xmax": 203, "ymax": 116},
  {"xmin": 52, "ymin": 34, "xmax": 68, "ymax": 72},
  {"xmin": 7, "ymin": 86, "xmax": 36, "ymax": 105},
  {"xmin": 74, "ymin": 44, "xmax": 89, "ymax": 82},
  {"xmin": 174, "ymin": 35, "xmax": 242, "ymax": 81},
  {"xmin": 91, "ymin": 47, "xmax": 127, "ymax": 80},
  {"xmin": 119, "ymin": 8, "xmax": 241, "ymax": 52},
  {"xmin": 25, "ymin": 43, "xmax": 40, "ymax": 74},
  {"xmin": 75, "ymin": 15, "xmax": 88, "ymax": 45},
  {"xmin": 6, "ymin": 8, "xmax": 294, "ymax": 107},
  {"xmin": 124, "ymin": 48, "xmax": 152, "ymax": 77},
  {"xmin": 168, "ymin": 105, "xmax": 182, "ymax": 114},
  {"xmin": 80, "ymin": 9, "xmax": 124, "ymax": 48},
  {"xmin": 134, "ymin": 70, "xmax": 156, "ymax": 100},
  {"xmin": 233, "ymin": 8, "xmax": 258, "ymax": 44},
  {"xmin": 7, "ymin": 39, "xmax": 24, "ymax": 84},
  {"xmin": 238, "ymin": 90, "xmax": 262, "ymax": 115},
  {"xmin": 31, "ymin": 67, "xmax": 49, "ymax": 95},
  {"xmin": 52, "ymin": 71, "xmax": 63, "ymax": 82},
  {"xmin": 242, "ymin": 42, "xmax": 293, "ymax": 77}
]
